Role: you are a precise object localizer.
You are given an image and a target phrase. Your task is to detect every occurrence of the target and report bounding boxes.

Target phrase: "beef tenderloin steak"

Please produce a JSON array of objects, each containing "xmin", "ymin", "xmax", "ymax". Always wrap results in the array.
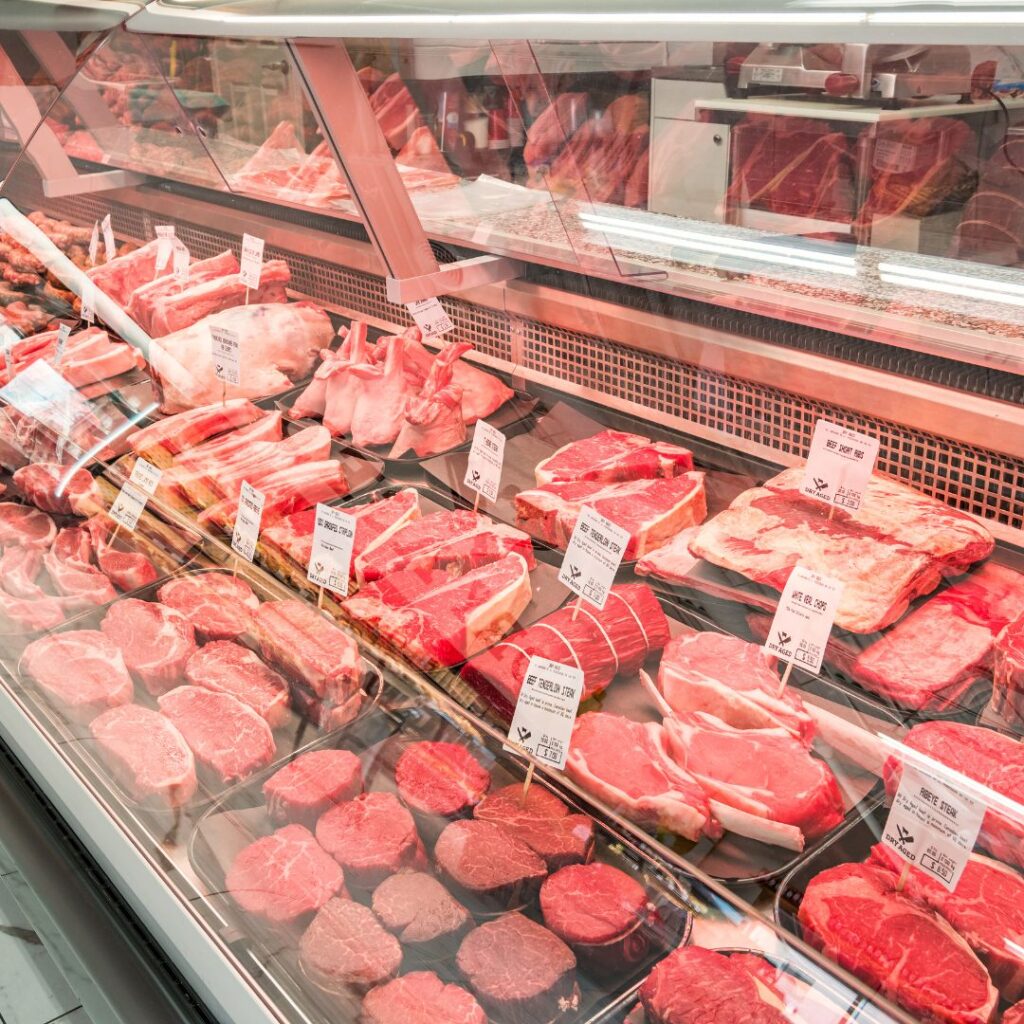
[
  {"xmin": 371, "ymin": 870, "xmax": 473, "ymax": 958},
  {"xmin": 360, "ymin": 971, "xmax": 486, "ymax": 1024},
  {"xmin": 263, "ymin": 749, "xmax": 363, "ymax": 829},
  {"xmin": 395, "ymin": 741, "xmax": 491, "ymax": 818}
]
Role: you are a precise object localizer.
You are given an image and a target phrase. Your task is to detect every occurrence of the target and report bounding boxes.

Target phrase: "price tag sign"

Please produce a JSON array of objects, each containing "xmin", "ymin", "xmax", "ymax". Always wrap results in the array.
[
  {"xmin": 463, "ymin": 420, "xmax": 505, "ymax": 503},
  {"xmin": 231, "ymin": 480, "xmax": 264, "ymax": 562},
  {"xmin": 406, "ymin": 296, "xmax": 454, "ymax": 339},
  {"xmin": 802, "ymin": 419, "xmax": 879, "ymax": 512},
  {"xmin": 53, "ymin": 323, "xmax": 71, "ymax": 367},
  {"xmin": 763, "ymin": 564, "xmax": 843, "ymax": 675},
  {"xmin": 239, "ymin": 233, "xmax": 264, "ymax": 290},
  {"xmin": 558, "ymin": 505, "xmax": 629, "ymax": 611},
  {"xmin": 307, "ymin": 503, "xmax": 356, "ymax": 596},
  {"xmin": 155, "ymin": 225, "xmax": 175, "ymax": 272},
  {"xmin": 89, "ymin": 221, "xmax": 100, "ymax": 266},
  {"xmin": 101, "ymin": 213, "xmax": 116, "ymax": 263},
  {"xmin": 210, "ymin": 325, "xmax": 241, "ymax": 386},
  {"xmin": 129, "ymin": 457, "xmax": 162, "ymax": 497},
  {"xmin": 505, "ymin": 656, "xmax": 584, "ymax": 770},
  {"xmin": 172, "ymin": 238, "xmax": 190, "ymax": 285},
  {"xmin": 882, "ymin": 763, "xmax": 985, "ymax": 892},
  {"xmin": 80, "ymin": 280, "xmax": 96, "ymax": 324}
]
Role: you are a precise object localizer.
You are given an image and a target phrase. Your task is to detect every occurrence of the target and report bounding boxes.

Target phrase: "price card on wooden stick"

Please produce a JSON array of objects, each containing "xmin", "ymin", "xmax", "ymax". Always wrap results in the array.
[
  {"xmin": 802, "ymin": 419, "xmax": 879, "ymax": 512},
  {"xmin": 88, "ymin": 221, "xmax": 100, "ymax": 265},
  {"xmin": 80, "ymin": 280, "xmax": 96, "ymax": 324},
  {"xmin": 463, "ymin": 420, "xmax": 505, "ymax": 504},
  {"xmin": 53, "ymin": 323, "xmax": 71, "ymax": 367},
  {"xmin": 109, "ymin": 458, "xmax": 162, "ymax": 532},
  {"xmin": 239, "ymin": 233, "xmax": 264, "ymax": 290},
  {"xmin": 307, "ymin": 503, "xmax": 356, "ymax": 597},
  {"xmin": 505, "ymin": 656, "xmax": 584, "ymax": 770},
  {"xmin": 211, "ymin": 325, "xmax": 241, "ymax": 386},
  {"xmin": 558, "ymin": 505, "xmax": 629, "ymax": 611},
  {"xmin": 172, "ymin": 238, "xmax": 190, "ymax": 286},
  {"xmin": 762, "ymin": 564, "xmax": 843, "ymax": 676},
  {"xmin": 231, "ymin": 481, "xmax": 264, "ymax": 562},
  {"xmin": 101, "ymin": 214, "xmax": 116, "ymax": 262},
  {"xmin": 154, "ymin": 225, "xmax": 175, "ymax": 271}
]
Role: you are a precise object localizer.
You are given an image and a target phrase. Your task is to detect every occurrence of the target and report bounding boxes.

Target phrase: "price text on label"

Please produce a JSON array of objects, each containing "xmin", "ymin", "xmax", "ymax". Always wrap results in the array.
[
  {"xmin": 406, "ymin": 296, "xmax": 454, "ymax": 338},
  {"xmin": 802, "ymin": 419, "xmax": 880, "ymax": 512},
  {"xmin": 155, "ymin": 225, "xmax": 175, "ymax": 272},
  {"xmin": 129, "ymin": 457, "xmax": 162, "ymax": 496},
  {"xmin": 463, "ymin": 420, "xmax": 505, "ymax": 503},
  {"xmin": 231, "ymin": 481, "xmax": 264, "ymax": 562},
  {"xmin": 101, "ymin": 214, "xmax": 116, "ymax": 263},
  {"xmin": 558, "ymin": 505, "xmax": 630, "ymax": 611},
  {"xmin": 80, "ymin": 280, "xmax": 96, "ymax": 324},
  {"xmin": 505, "ymin": 656, "xmax": 584, "ymax": 770},
  {"xmin": 109, "ymin": 482, "xmax": 148, "ymax": 532},
  {"xmin": 763, "ymin": 564, "xmax": 843, "ymax": 675},
  {"xmin": 239, "ymin": 233, "xmax": 264, "ymax": 290},
  {"xmin": 210, "ymin": 325, "xmax": 241, "ymax": 386},
  {"xmin": 54, "ymin": 323, "xmax": 71, "ymax": 367},
  {"xmin": 307, "ymin": 504, "xmax": 356, "ymax": 596}
]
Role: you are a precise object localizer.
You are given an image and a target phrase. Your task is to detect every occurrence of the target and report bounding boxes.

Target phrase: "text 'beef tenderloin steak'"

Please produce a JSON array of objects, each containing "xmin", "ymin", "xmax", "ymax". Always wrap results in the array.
[
  {"xmin": 263, "ymin": 749, "xmax": 363, "ymax": 829},
  {"xmin": 157, "ymin": 686, "xmax": 276, "ymax": 784},
  {"xmin": 90, "ymin": 704, "xmax": 197, "ymax": 806},
  {"xmin": 226, "ymin": 824, "xmax": 345, "ymax": 924},
  {"xmin": 157, "ymin": 571, "xmax": 259, "ymax": 641},
  {"xmin": 185, "ymin": 641, "xmax": 290, "ymax": 728},
  {"xmin": 457, "ymin": 913, "xmax": 578, "ymax": 1023},
  {"xmin": 534, "ymin": 429, "xmax": 694, "ymax": 486},
  {"xmin": 395, "ymin": 741, "xmax": 490, "ymax": 818},
  {"xmin": 100, "ymin": 599, "xmax": 197, "ymax": 695},
  {"xmin": 371, "ymin": 871, "xmax": 472, "ymax": 955},
  {"xmin": 799, "ymin": 862, "xmax": 998, "ymax": 1024},
  {"xmin": 360, "ymin": 971, "xmax": 486, "ymax": 1024}
]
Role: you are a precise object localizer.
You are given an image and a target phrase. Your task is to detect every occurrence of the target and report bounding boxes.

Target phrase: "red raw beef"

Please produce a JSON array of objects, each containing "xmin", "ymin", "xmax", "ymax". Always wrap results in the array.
[
  {"xmin": 371, "ymin": 872, "xmax": 472, "ymax": 954},
  {"xmin": 1007, "ymin": 1005, "xmax": 1024, "ymax": 1024},
  {"xmin": 534, "ymin": 430, "xmax": 693, "ymax": 486},
  {"xmin": 13, "ymin": 463, "xmax": 101, "ymax": 516},
  {"xmin": 157, "ymin": 572, "xmax": 259, "ymax": 641},
  {"xmin": 395, "ymin": 741, "xmax": 490, "ymax": 818},
  {"xmin": 263, "ymin": 749, "xmax": 363, "ymax": 829},
  {"xmin": 0, "ymin": 502, "xmax": 56, "ymax": 548},
  {"xmin": 361, "ymin": 972, "xmax": 486, "ymax": 1024},
  {"xmin": 227, "ymin": 824, "xmax": 345, "ymax": 924},
  {"xmin": 994, "ymin": 612, "xmax": 1024, "ymax": 724},
  {"xmin": 184, "ymin": 641, "xmax": 290, "ymax": 727},
  {"xmin": 95, "ymin": 545, "xmax": 159, "ymax": 592},
  {"xmin": 101, "ymin": 599, "xmax": 197, "ymax": 695}
]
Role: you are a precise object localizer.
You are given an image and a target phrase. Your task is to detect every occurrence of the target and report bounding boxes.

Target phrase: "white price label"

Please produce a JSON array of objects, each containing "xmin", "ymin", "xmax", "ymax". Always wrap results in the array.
[
  {"xmin": 53, "ymin": 323, "xmax": 71, "ymax": 367},
  {"xmin": 129, "ymin": 457, "xmax": 162, "ymax": 496},
  {"xmin": 80, "ymin": 280, "xmax": 96, "ymax": 324},
  {"xmin": 558, "ymin": 505, "xmax": 630, "ymax": 611},
  {"xmin": 763, "ymin": 564, "xmax": 843, "ymax": 675},
  {"xmin": 101, "ymin": 214, "xmax": 115, "ymax": 263},
  {"xmin": 802, "ymin": 419, "xmax": 879, "ymax": 512},
  {"xmin": 210, "ymin": 325, "xmax": 241, "ymax": 386},
  {"xmin": 874, "ymin": 138, "xmax": 918, "ymax": 174},
  {"xmin": 172, "ymin": 238, "xmax": 190, "ymax": 285},
  {"xmin": 88, "ymin": 221, "xmax": 100, "ymax": 265},
  {"xmin": 155, "ymin": 225, "xmax": 175, "ymax": 272},
  {"xmin": 406, "ymin": 296, "xmax": 454, "ymax": 339},
  {"xmin": 109, "ymin": 481, "xmax": 147, "ymax": 532},
  {"xmin": 307, "ymin": 503, "xmax": 356, "ymax": 596},
  {"xmin": 882, "ymin": 763, "xmax": 985, "ymax": 892},
  {"xmin": 463, "ymin": 420, "xmax": 505, "ymax": 503},
  {"xmin": 751, "ymin": 65, "xmax": 784, "ymax": 83},
  {"xmin": 505, "ymin": 656, "xmax": 584, "ymax": 770},
  {"xmin": 231, "ymin": 480, "xmax": 264, "ymax": 562},
  {"xmin": 239, "ymin": 233, "xmax": 264, "ymax": 290}
]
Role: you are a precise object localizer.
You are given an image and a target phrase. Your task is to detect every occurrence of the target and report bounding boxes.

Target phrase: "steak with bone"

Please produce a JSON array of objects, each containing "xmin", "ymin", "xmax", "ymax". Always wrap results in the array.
[{"xmin": 534, "ymin": 429, "xmax": 693, "ymax": 486}]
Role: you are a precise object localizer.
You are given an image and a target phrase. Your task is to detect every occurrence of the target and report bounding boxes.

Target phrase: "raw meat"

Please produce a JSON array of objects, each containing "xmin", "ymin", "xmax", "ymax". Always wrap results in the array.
[
  {"xmin": 567, "ymin": 713, "xmax": 719, "ymax": 843},
  {"xmin": 1007, "ymin": 1005, "xmax": 1024, "ymax": 1024},
  {"xmin": 95, "ymin": 544, "xmax": 159, "ymax": 592},
  {"xmin": 90, "ymin": 704, "xmax": 197, "ymax": 806},
  {"xmin": 263, "ymin": 749, "xmax": 363, "ymax": 828},
  {"xmin": 456, "ymin": 913, "xmax": 578, "ymax": 1023},
  {"xmin": 22, "ymin": 630, "xmax": 134, "ymax": 723},
  {"xmin": 799, "ymin": 861, "xmax": 997, "ymax": 1024},
  {"xmin": 388, "ymin": 342, "xmax": 468, "ymax": 459},
  {"xmin": 0, "ymin": 503, "xmax": 56, "ymax": 548},
  {"xmin": 323, "ymin": 322, "xmax": 371, "ymax": 437},
  {"xmin": 515, "ymin": 473, "xmax": 707, "ymax": 559},
  {"xmin": 371, "ymin": 872, "xmax": 472, "ymax": 953},
  {"xmin": 43, "ymin": 550, "xmax": 117, "ymax": 607},
  {"xmin": 652, "ymin": 631, "xmax": 814, "ymax": 744},
  {"xmin": 184, "ymin": 641, "xmax": 290, "ymax": 728},
  {"xmin": 639, "ymin": 946, "xmax": 790, "ymax": 1024},
  {"xmin": 869, "ymin": 843, "xmax": 1024, "ymax": 1002},
  {"xmin": 226, "ymin": 824, "xmax": 345, "ymax": 924},
  {"xmin": 101, "ymin": 599, "xmax": 197, "ymax": 695},
  {"xmin": 395, "ymin": 741, "xmax": 490, "ymax": 818},
  {"xmin": 370, "ymin": 73, "xmax": 422, "ymax": 150},
  {"xmin": 13, "ymin": 463, "xmax": 102, "ymax": 516},
  {"xmin": 157, "ymin": 685, "xmax": 276, "ymax": 784},
  {"xmin": 157, "ymin": 572, "xmax": 259, "ymax": 641},
  {"xmin": 171, "ymin": 412, "xmax": 284, "ymax": 473},
  {"xmin": 883, "ymin": 722, "xmax": 1024, "ymax": 869},
  {"xmin": 255, "ymin": 599, "xmax": 363, "ymax": 704},
  {"xmin": 87, "ymin": 239, "xmax": 169, "ymax": 306},
  {"xmin": 0, "ymin": 546, "xmax": 45, "ymax": 598},
  {"xmin": 535, "ymin": 430, "xmax": 694, "ymax": 486},
  {"xmin": 349, "ymin": 333, "xmax": 417, "ymax": 448},
  {"xmin": 126, "ymin": 250, "xmax": 239, "ymax": 332},
  {"xmin": 126, "ymin": 399, "xmax": 265, "ymax": 464},
  {"xmin": 524, "ymin": 93, "xmax": 588, "ymax": 168},
  {"xmin": 316, "ymin": 791, "xmax": 426, "ymax": 890},
  {"xmin": 300, "ymin": 898, "xmax": 402, "ymax": 995},
  {"xmin": 474, "ymin": 784, "xmax": 594, "ymax": 870},
  {"xmin": 434, "ymin": 818, "xmax": 548, "ymax": 913},
  {"xmin": 463, "ymin": 583, "xmax": 669, "ymax": 711},
  {"xmin": 994, "ymin": 612, "xmax": 1024, "ymax": 724},
  {"xmin": 52, "ymin": 527, "xmax": 92, "ymax": 568},
  {"xmin": 354, "ymin": 509, "xmax": 535, "ymax": 585},
  {"xmin": 360, "ymin": 972, "xmax": 486, "ymax": 1024},
  {"xmin": 0, "ymin": 588, "xmax": 65, "ymax": 632}
]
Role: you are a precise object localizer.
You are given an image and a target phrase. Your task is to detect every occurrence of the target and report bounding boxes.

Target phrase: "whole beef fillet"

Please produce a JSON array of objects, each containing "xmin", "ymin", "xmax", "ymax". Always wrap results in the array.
[
  {"xmin": 316, "ymin": 791, "xmax": 426, "ymax": 891},
  {"xmin": 395, "ymin": 741, "xmax": 490, "ymax": 818},
  {"xmin": 158, "ymin": 571, "xmax": 259, "ymax": 641},
  {"xmin": 300, "ymin": 898, "xmax": 401, "ymax": 995},
  {"xmin": 435, "ymin": 818, "xmax": 547, "ymax": 915},
  {"xmin": 100, "ymin": 598, "xmax": 197, "ymax": 695},
  {"xmin": 457, "ymin": 912, "xmax": 578, "ymax": 1024},
  {"xmin": 361, "ymin": 971, "xmax": 486, "ymax": 1024},
  {"xmin": 263, "ymin": 749, "xmax": 363, "ymax": 829},
  {"xmin": 371, "ymin": 871, "xmax": 472, "ymax": 959},
  {"xmin": 226, "ymin": 824, "xmax": 345, "ymax": 925}
]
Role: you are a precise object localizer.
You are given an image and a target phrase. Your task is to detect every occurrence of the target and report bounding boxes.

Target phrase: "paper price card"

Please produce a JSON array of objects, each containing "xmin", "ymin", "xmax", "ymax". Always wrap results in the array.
[
  {"xmin": 0, "ymin": 324, "xmax": 13, "ymax": 374},
  {"xmin": 406, "ymin": 296, "xmax": 454, "ymax": 339},
  {"xmin": 89, "ymin": 221, "xmax": 100, "ymax": 265},
  {"xmin": 172, "ymin": 238, "xmax": 190, "ymax": 285},
  {"xmin": 81, "ymin": 280, "xmax": 96, "ymax": 324},
  {"xmin": 558, "ymin": 505, "xmax": 629, "ymax": 611},
  {"xmin": 231, "ymin": 481, "xmax": 264, "ymax": 562},
  {"xmin": 101, "ymin": 213, "xmax": 116, "ymax": 262},
  {"xmin": 109, "ymin": 456, "xmax": 162, "ymax": 531},
  {"xmin": 505, "ymin": 656, "xmax": 584, "ymax": 770},
  {"xmin": 762, "ymin": 564, "xmax": 843, "ymax": 675},
  {"xmin": 129, "ymin": 457, "xmax": 162, "ymax": 496},
  {"xmin": 802, "ymin": 419, "xmax": 879, "ymax": 512},
  {"xmin": 239, "ymin": 233, "xmax": 264, "ymax": 290},
  {"xmin": 307, "ymin": 503, "xmax": 356, "ymax": 596},
  {"xmin": 210, "ymin": 325, "xmax": 241, "ymax": 385},
  {"xmin": 54, "ymin": 323, "xmax": 71, "ymax": 367},
  {"xmin": 463, "ymin": 420, "xmax": 505, "ymax": 503},
  {"xmin": 155, "ymin": 225, "xmax": 175, "ymax": 271},
  {"xmin": 882, "ymin": 762, "xmax": 985, "ymax": 892}
]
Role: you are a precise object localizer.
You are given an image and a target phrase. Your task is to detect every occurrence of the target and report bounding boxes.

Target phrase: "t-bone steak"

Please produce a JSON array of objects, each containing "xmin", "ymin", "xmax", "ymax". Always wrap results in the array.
[
  {"xmin": 371, "ymin": 871, "xmax": 472, "ymax": 956},
  {"xmin": 157, "ymin": 572, "xmax": 259, "ymax": 641},
  {"xmin": 263, "ymin": 749, "xmax": 363, "ymax": 829},
  {"xmin": 360, "ymin": 971, "xmax": 486, "ymax": 1024},
  {"xmin": 184, "ymin": 641, "xmax": 290, "ymax": 727},
  {"xmin": 534, "ymin": 429, "xmax": 694, "ymax": 486},
  {"xmin": 395, "ymin": 741, "xmax": 490, "ymax": 818},
  {"xmin": 100, "ymin": 599, "xmax": 197, "ymax": 695}
]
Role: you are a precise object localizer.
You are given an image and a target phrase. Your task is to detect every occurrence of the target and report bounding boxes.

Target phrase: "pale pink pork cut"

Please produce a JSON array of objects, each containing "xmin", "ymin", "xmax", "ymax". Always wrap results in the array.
[
  {"xmin": 0, "ymin": 546, "xmax": 45, "ymax": 599},
  {"xmin": 43, "ymin": 550, "xmax": 117, "ymax": 608},
  {"xmin": 263, "ymin": 749, "xmax": 363, "ymax": 829},
  {"xmin": 361, "ymin": 971, "xmax": 486, "ymax": 1024},
  {"xmin": 371, "ymin": 871, "xmax": 472, "ymax": 956},
  {"xmin": 90, "ymin": 704, "xmax": 197, "ymax": 806},
  {"xmin": 184, "ymin": 641, "xmax": 290, "ymax": 728},
  {"xmin": 157, "ymin": 572, "xmax": 260, "ymax": 641},
  {"xmin": 13, "ymin": 463, "xmax": 102, "ymax": 517},
  {"xmin": 100, "ymin": 599, "xmax": 198, "ymax": 695},
  {"xmin": 0, "ymin": 588, "xmax": 65, "ymax": 632},
  {"xmin": 0, "ymin": 502, "xmax": 56, "ymax": 549},
  {"xmin": 534, "ymin": 429, "xmax": 694, "ymax": 486},
  {"xmin": 157, "ymin": 685, "xmax": 276, "ymax": 785},
  {"xmin": 395, "ymin": 741, "xmax": 490, "ymax": 818},
  {"xmin": 95, "ymin": 545, "xmax": 159, "ymax": 593},
  {"xmin": 127, "ymin": 398, "xmax": 265, "ymax": 463}
]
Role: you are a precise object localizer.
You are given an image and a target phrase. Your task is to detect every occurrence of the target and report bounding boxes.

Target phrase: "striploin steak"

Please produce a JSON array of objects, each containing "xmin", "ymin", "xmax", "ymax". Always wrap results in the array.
[
  {"xmin": 360, "ymin": 971, "xmax": 486, "ymax": 1024},
  {"xmin": 100, "ymin": 599, "xmax": 197, "ymax": 695},
  {"xmin": 263, "ymin": 749, "xmax": 363, "ymax": 829}
]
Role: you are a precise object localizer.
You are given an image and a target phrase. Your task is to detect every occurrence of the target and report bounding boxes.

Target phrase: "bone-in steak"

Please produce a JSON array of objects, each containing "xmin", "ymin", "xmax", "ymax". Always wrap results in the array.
[
  {"xmin": 395, "ymin": 741, "xmax": 490, "ymax": 818},
  {"xmin": 100, "ymin": 599, "xmax": 197, "ymax": 695},
  {"xmin": 157, "ymin": 572, "xmax": 259, "ymax": 641},
  {"xmin": 361, "ymin": 971, "xmax": 486, "ymax": 1024},
  {"xmin": 263, "ymin": 749, "xmax": 363, "ymax": 829},
  {"xmin": 185, "ymin": 641, "xmax": 290, "ymax": 727},
  {"xmin": 534, "ymin": 429, "xmax": 694, "ymax": 486},
  {"xmin": 371, "ymin": 871, "xmax": 472, "ymax": 953},
  {"xmin": 0, "ymin": 502, "xmax": 56, "ymax": 549}
]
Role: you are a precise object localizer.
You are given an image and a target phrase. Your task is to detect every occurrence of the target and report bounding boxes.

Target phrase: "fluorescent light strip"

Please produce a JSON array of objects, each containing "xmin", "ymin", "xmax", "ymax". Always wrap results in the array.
[
  {"xmin": 878, "ymin": 260, "xmax": 1024, "ymax": 300},
  {"xmin": 880, "ymin": 272, "xmax": 1024, "ymax": 309},
  {"xmin": 871, "ymin": 8, "xmax": 1024, "ymax": 20}
]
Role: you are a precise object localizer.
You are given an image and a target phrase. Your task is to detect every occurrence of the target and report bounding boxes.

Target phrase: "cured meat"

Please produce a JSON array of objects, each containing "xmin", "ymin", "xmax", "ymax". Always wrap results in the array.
[
  {"xmin": 157, "ymin": 685, "xmax": 276, "ymax": 784},
  {"xmin": 535, "ymin": 430, "xmax": 693, "ymax": 486},
  {"xmin": 567, "ymin": 713, "xmax": 719, "ymax": 843},
  {"xmin": 394, "ymin": 741, "xmax": 490, "ymax": 818},
  {"xmin": 90, "ymin": 704, "xmax": 197, "ymax": 806},
  {"xmin": 157, "ymin": 572, "xmax": 259, "ymax": 641},
  {"xmin": 227, "ymin": 824, "xmax": 345, "ymax": 924},
  {"xmin": 13, "ymin": 463, "xmax": 102, "ymax": 517},
  {"xmin": 462, "ymin": 583, "xmax": 669, "ymax": 710},
  {"xmin": 524, "ymin": 93, "xmax": 588, "ymax": 168},
  {"xmin": 515, "ymin": 473, "xmax": 708, "ymax": 559},
  {"xmin": 369, "ymin": 73, "xmax": 422, "ymax": 150},
  {"xmin": 101, "ymin": 599, "xmax": 197, "ymax": 695},
  {"xmin": 127, "ymin": 399, "xmax": 265, "ymax": 464},
  {"xmin": 263, "ymin": 749, "xmax": 363, "ymax": 828},
  {"xmin": 371, "ymin": 873, "xmax": 472, "ymax": 954},
  {"xmin": 388, "ymin": 343, "xmax": 468, "ymax": 459},
  {"xmin": 184, "ymin": 641, "xmax": 290, "ymax": 727},
  {"xmin": 0, "ymin": 503, "xmax": 56, "ymax": 549},
  {"xmin": 799, "ymin": 861, "xmax": 997, "ymax": 1024},
  {"xmin": 994, "ymin": 612, "xmax": 1024, "ymax": 724},
  {"xmin": 22, "ymin": 630, "xmax": 134, "ymax": 723},
  {"xmin": 361, "ymin": 972, "xmax": 486, "ymax": 1024}
]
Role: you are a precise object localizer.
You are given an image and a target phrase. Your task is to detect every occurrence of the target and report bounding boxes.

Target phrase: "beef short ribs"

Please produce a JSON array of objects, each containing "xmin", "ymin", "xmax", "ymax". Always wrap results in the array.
[
  {"xmin": 395, "ymin": 741, "xmax": 490, "ymax": 818},
  {"xmin": 157, "ymin": 685, "xmax": 276, "ymax": 784},
  {"xmin": 185, "ymin": 641, "xmax": 290, "ymax": 727},
  {"xmin": 434, "ymin": 819, "xmax": 547, "ymax": 914},
  {"xmin": 316, "ymin": 791, "xmax": 426, "ymax": 890},
  {"xmin": 300, "ymin": 898, "xmax": 401, "ymax": 995},
  {"xmin": 263, "ymin": 749, "xmax": 363, "ymax": 829},
  {"xmin": 90, "ymin": 704, "xmax": 197, "ymax": 806},
  {"xmin": 456, "ymin": 912, "xmax": 578, "ymax": 1023},
  {"xmin": 226, "ymin": 824, "xmax": 345, "ymax": 925},
  {"xmin": 157, "ymin": 571, "xmax": 259, "ymax": 641},
  {"xmin": 100, "ymin": 598, "xmax": 197, "ymax": 695},
  {"xmin": 360, "ymin": 971, "xmax": 486, "ymax": 1024},
  {"xmin": 371, "ymin": 871, "xmax": 472, "ymax": 957}
]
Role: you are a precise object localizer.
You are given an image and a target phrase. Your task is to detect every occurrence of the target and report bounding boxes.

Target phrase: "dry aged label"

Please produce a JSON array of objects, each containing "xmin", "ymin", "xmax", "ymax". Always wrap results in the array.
[
  {"xmin": 239, "ymin": 232, "xmax": 264, "ymax": 290},
  {"xmin": 231, "ymin": 481, "xmax": 264, "ymax": 562},
  {"xmin": 210, "ymin": 325, "xmax": 241, "ymax": 386},
  {"xmin": 109, "ymin": 456, "xmax": 161, "ymax": 532},
  {"xmin": 763, "ymin": 564, "xmax": 843, "ymax": 674},
  {"xmin": 154, "ymin": 225, "xmax": 175, "ymax": 271},
  {"xmin": 463, "ymin": 420, "xmax": 505, "ymax": 503},
  {"xmin": 101, "ymin": 213, "xmax": 116, "ymax": 263},
  {"xmin": 307, "ymin": 503, "xmax": 356, "ymax": 596},
  {"xmin": 406, "ymin": 296, "xmax": 454, "ymax": 339},
  {"xmin": 80, "ymin": 280, "xmax": 96, "ymax": 324},
  {"xmin": 172, "ymin": 238, "xmax": 190, "ymax": 286},
  {"xmin": 802, "ymin": 419, "xmax": 879, "ymax": 512},
  {"xmin": 883, "ymin": 763, "xmax": 985, "ymax": 892},
  {"xmin": 89, "ymin": 221, "xmax": 100, "ymax": 265},
  {"xmin": 53, "ymin": 323, "xmax": 71, "ymax": 367},
  {"xmin": 505, "ymin": 656, "xmax": 584, "ymax": 770},
  {"xmin": 558, "ymin": 505, "xmax": 629, "ymax": 611}
]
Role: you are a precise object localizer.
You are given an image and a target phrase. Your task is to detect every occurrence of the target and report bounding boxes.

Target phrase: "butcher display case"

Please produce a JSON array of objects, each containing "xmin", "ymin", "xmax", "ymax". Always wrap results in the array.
[{"xmin": 0, "ymin": 2, "xmax": 1021, "ymax": 1024}]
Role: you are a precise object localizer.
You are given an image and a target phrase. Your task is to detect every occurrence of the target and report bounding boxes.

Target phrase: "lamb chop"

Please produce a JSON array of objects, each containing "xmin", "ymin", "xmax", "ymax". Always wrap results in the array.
[
  {"xmin": 390, "ymin": 343, "xmax": 470, "ymax": 458},
  {"xmin": 322, "ymin": 321, "xmax": 371, "ymax": 437},
  {"xmin": 348, "ymin": 335, "xmax": 418, "ymax": 448}
]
